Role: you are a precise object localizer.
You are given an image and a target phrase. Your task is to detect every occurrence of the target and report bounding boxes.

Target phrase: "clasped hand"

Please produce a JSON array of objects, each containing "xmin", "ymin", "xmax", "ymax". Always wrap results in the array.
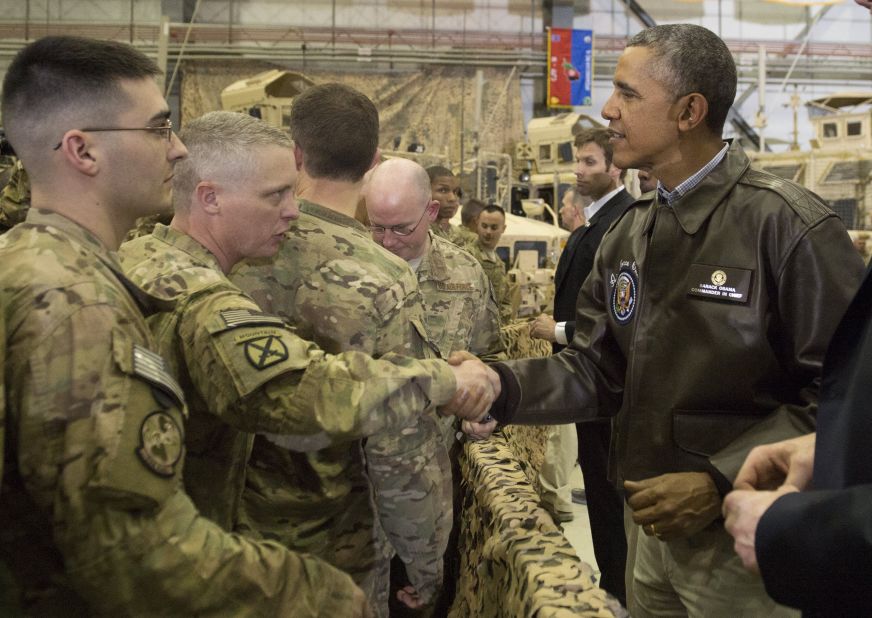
[
  {"xmin": 529, "ymin": 313, "xmax": 557, "ymax": 342},
  {"xmin": 439, "ymin": 351, "xmax": 501, "ymax": 423}
]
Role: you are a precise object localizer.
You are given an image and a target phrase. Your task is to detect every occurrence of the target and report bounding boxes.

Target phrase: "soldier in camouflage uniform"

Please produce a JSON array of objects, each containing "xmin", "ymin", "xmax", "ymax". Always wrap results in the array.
[
  {"xmin": 0, "ymin": 36, "xmax": 371, "ymax": 616},
  {"xmin": 467, "ymin": 204, "xmax": 516, "ymax": 323},
  {"xmin": 233, "ymin": 84, "xmax": 481, "ymax": 616},
  {"xmin": 426, "ymin": 165, "xmax": 469, "ymax": 247},
  {"xmin": 366, "ymin": 158, "xmax": 506, "ymax": 441},
  {"xmin": 0, "ymin": 159, "xmax": 30, "ymax": 233},
  {"xmin": 124, "ymin": 210, "xmax": 172, "ymax": 241},
  {"xmin": 120, "ymin": 112, "xmax": 488, "ymax": 536},
  {"xmin": 456, "ymin": 197, "xmax": 486, "ymax": 248},
  {"xmin": 365, "ymin": 158, "xmax": 507, "ymax": 613}
]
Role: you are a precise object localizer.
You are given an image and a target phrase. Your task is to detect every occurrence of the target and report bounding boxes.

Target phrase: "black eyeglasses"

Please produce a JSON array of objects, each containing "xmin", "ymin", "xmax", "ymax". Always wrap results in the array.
[
  {"xmin": 369, "ymin": 203, "xmax": 431, "ymax": 237},
  {"xmin": 52, "ymin": 120, "xmax": 174, "ymax": 151}
]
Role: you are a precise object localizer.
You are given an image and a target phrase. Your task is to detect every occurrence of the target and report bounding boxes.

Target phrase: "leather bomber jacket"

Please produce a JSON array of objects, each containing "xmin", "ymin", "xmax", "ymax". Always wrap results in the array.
[{"xmin": 492, "ymin": 141, "xmax": 866, "ymax": 493}]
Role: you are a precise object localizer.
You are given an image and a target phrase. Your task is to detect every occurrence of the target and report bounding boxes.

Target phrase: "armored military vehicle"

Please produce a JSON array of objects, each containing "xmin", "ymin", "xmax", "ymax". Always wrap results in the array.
[{"xmin": 750, "ymin": 92, "xmax": 872, "ymax": 230}]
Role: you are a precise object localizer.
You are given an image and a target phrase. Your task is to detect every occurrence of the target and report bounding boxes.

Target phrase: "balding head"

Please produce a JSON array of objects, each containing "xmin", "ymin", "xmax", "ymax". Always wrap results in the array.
[
  {"xmin": 365, "ymin": 158, "xmax": 438, "ymax": 262},
  {"xmin": 366, "ymin": 158, "xmax": 431, "ymax": 211}
]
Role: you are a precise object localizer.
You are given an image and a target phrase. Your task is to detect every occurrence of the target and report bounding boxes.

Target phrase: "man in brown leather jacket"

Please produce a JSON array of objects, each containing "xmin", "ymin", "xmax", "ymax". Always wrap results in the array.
[{"xmin": 481, "ymin": 24, "xmax": 865, "ymax": 617}]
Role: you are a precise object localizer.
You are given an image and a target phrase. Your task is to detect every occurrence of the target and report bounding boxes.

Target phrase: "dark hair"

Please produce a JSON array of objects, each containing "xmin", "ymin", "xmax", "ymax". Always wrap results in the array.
[
  {"xmin": 574, "ymin": 127, "xmax": 627, "ymax": 180},
  {"xmin": 2, "ymin": 36, "xmax": 161, "ymax": 159},
  {"xmin": 626, "ymin": 24, "xmax": 736, "ymax": 134},
  {"xmin": 481, "ymin": 204, "xmax": 506, "ymax": 219},
  {"xmin": 289, "ymin": 83, "xmax": 379, "ymax": 182},
  {"xmin": 574, "ymin": 127, "xmax": 616, "ymax": 169},
  {"xmin": 461, "ymin": 198, "xmax": 486, "ymax": 226},
  {"xmin": 426, "ymin": 165, "xmax": 454, "ymax": 183}
]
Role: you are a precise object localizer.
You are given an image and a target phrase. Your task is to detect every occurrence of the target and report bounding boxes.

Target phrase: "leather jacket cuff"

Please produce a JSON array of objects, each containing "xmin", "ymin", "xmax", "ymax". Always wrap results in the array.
[{"xmin": 489, "ymin": 362, "xmax": 521, "ymax": 425}]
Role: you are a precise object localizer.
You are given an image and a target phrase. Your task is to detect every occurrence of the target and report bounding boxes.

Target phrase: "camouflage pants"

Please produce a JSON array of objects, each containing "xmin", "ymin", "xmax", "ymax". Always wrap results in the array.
[{"xmin": 238, "ymin": 467, "xmax": 391, "ymax": 617}]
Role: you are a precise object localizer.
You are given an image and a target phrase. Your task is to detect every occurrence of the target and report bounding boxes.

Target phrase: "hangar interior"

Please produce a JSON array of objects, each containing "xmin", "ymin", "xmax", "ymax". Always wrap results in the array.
[
  {"xmin": 0, "ymin": 3, "xmax": 870, "ymax": 617},
  {"xmin": 1, "ymin": 1, "xmax": 870, "ymax": 225}
]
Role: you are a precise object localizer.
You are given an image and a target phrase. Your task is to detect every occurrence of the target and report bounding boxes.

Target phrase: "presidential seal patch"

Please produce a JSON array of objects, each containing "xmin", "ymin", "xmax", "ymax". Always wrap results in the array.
[
  {"xmin": 711, "ymin": 270, "xmax": 727, "ymax": 286},
  {"xmin": 136, "ymin": 412, "xmax": 183, "ymax": 478},
  {"xmin": 244, "ymin": 334, "xmax": 289, "ymax": 370},
  {"xmin": 611, "ymin": 268, "xmax": 637, "ymax": 324}
]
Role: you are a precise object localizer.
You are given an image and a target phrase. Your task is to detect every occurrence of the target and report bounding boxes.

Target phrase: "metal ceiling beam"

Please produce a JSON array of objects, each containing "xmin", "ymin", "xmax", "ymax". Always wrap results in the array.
[
  {"xmin": 618, "ymin": 0, "xmax": 655, "ymax": 29},
  {"xmin": 735, "ymin": 4, "xmax": 833, "ymax": 110}
]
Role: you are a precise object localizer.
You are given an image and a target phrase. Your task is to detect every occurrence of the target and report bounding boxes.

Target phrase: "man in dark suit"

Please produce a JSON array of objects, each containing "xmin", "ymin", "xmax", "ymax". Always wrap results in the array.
[
  {"xmin": 532, "ymin": 126, "xmax": 635, "ymax": 604},
  {"xmin": 722, "ymin": 264, "xmax": 872, "ymax": 614}
]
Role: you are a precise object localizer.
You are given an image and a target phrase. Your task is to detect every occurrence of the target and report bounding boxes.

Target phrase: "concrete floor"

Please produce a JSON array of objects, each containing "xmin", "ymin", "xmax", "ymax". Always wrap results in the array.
[{"xmin": 558, "ymin": 464, "xmax": 600, "ymax": 582}]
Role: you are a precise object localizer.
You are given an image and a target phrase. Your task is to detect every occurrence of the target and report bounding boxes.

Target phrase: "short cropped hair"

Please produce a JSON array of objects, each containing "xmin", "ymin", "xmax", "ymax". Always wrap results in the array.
[
  {"xmin": 289, "ymin": 83, "xmax": 378, "ymax": 183},
  {"xmin": 574, "ymin": 127, "xmax": 616, "ymax": 169},
  {"xmin": 627, "ymin": 24, "xmax": 736, "ymax": 135},
  {"xmin": 426, "ymin": 165, "xmax": 455, "ymax": 183},
  {"xmin": 173, "ymin": 111, "xmax": 293, "ymax": 211},
  {"xmin": 461, "ymin": 198, "xmax": 486, "ymax": 226},
  {"xmin": 574, "ymin": 127, "xmax": 627, "ymax": 180},
  {"xmin": 481, "ymin": 204, "xmax": 506, "ymax": 219},
  {"xmin": 2, "ymin": 36, "xmax": 161, "ymax": 169}
]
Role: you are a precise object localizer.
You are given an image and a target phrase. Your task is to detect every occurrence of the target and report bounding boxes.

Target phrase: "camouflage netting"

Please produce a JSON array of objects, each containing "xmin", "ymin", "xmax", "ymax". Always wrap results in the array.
[
  {"xmin": 500, "ymin": 319, "xmax": 552, "ymax": 363},
  {"xmin": 451, "ymin": 436, "xmax": 625, "ymax": 618},
  {"xmin": 179, "ymin": 60, "xmax": 523, "ymax": 167},
  {"xmin": 448, "ymin": 320, "xmax": 625, "ymax": 617}
]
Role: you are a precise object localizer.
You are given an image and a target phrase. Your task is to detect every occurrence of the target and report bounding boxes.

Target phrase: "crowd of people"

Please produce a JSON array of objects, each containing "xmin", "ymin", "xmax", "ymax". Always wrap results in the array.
[{"xmin": 0, "ymin": 17, "xmax": 870, "ymax": 618}]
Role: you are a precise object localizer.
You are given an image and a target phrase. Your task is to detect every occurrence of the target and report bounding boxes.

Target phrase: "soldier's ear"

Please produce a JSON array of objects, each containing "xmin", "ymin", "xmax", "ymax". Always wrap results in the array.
[
  {"xmin": 293, "ymin": 144, "xmax": 304, "ymax": 172},
  {"xmin": 195, "ymin": 181, "xmax": 220, "ymax": 214},
  {"xmin": 58, "ymin": 130, "xmax": 99, "ymax": 177}
]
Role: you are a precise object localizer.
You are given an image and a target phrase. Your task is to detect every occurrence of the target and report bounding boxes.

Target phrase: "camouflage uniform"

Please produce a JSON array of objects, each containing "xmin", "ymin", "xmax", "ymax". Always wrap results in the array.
[
  {"xmin": 124, "ymin": 211, "xmax": 172, "ymax": 242},
  {"xmin": 419, "ymin": 232, "xmax": 506, "ymax": 448},
  {"xmin": 120, "ymin": 223, "xmax": 457, "ymax": 532},
  {"xmin": 0, "ymin": 160, "xmax": 30, "ymax": 234},
  {"xmin": 417, "ymin": 232, "xmax": 506, "ymax": 437},
  {"xmin": 415, "ymin": 233, "xmax": 507, "ymax": 614},
  {"xmin": 467, "ymin": 240, "xmax": 516, "ymax": 324},
  {"xmin": 233, "ymin": 201, "xmax": 452, "ymax": 615},
  {"xmin": 431, "ymin": 221, "xmax": 471, "ymax": 249},
  {"xmin": 451, "ymin": 225, "xmax": 479, "ymax": 249},
  {"xmin": 0, "ymin": 209, "xmax": 362, "ymax": 616}
]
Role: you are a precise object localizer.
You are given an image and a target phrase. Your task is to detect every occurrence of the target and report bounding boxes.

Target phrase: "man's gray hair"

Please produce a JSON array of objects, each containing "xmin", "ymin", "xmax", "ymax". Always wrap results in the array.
[
  {"xmin": 563, "ymin": 187, "xmax": 585, "ymax": 210},
  {"xmin": 627, "ymin": 24, "xmax": 736, "ymax": 135},
  {"xmin": 173, "ymin": 111, "xmax": 293, "ymax": 210}
]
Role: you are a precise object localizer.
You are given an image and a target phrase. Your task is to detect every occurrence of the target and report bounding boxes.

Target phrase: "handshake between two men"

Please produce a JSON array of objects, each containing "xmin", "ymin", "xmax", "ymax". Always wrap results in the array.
[{"xmin": 440, "ymin": 351, "xmax": 501, "ymax": 439}]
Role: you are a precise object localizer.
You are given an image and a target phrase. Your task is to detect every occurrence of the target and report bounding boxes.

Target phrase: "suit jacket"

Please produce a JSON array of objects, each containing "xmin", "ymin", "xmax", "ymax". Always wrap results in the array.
[
  {"xmin": 553, "ymin": 188, "xmax": 635, "ymax": 345},
  {"xmin": 756, "ymin": 263, "xmax": 872, "ymax": 614}
]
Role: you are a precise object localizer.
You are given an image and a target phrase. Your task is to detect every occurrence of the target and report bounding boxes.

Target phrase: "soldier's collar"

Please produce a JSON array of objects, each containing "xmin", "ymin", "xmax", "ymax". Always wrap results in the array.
[
  {"xmin": 25, "ymin": 210, "xmax": 175, "ymax": 316},
  {"xmin": 150, "ymin": 223, "xmax": 224, "ymax": 273},
  {"xmin": 27, "ymin": 208, "xmax": 129, "ymax": 272},
  {"xmin": 420, "ymin": 232, "xmax": 451, "ymax": 282},
  {"xmin": 299, "ymin": 199, "xmax": 367, "ymax": 233}
]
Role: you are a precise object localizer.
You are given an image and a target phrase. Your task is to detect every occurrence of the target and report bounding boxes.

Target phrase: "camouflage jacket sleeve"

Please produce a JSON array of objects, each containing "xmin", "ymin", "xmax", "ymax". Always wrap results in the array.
[
  {"xmin": 9, "ymin": 298, "xmax": 360, "ymax": 616},
  {"xmin": 176, "ymin": 287, "xmax": 457, "ymax": 451},
  {"xmin": 471, "ymin": 246, "xmax": 515, "ymax": 324},
  {"xmin": 492, "ymin": 262, "xmax": 517, "ymax": 325},
  {"xmin": 471, "ymin": 274, "xmax": 508, "ymax": 363},
  {"xmin": 0, "ymin": 162, "xmax": 30, "ymax": 234},
  {"xmin": 358, "ymin": 291, "xmax": 452, "ymax": 604}
]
